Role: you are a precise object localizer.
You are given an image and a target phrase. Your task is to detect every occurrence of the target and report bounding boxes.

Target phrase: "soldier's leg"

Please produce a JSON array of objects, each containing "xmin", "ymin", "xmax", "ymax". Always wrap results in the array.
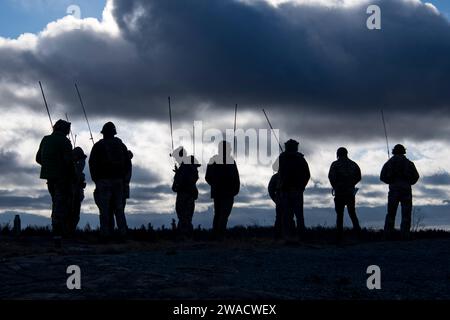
[
  {"xmin": 52, "ymin": 181, "xmax": 71, "ymax": 237},
  {"xmin": 112, "ymin": 180, "xmax": 127, "ymax": 236},
  {"xmin": 176, "ymin": 192, "xmax": 191, "ymax": 235},
  {"xmin": 108, "ymin": 206, "xmax": 116, "ymax": 233},
  {"xmin": 384, "ymin": 191, "xmax": 400, "ymax": 233},
  {"xmin": 212, "ymin": 198, "xmax": 221, "ymax": 236},
  {"xmin": 47, "ymin": 181, "xmax": 61, "ymax": 236},
  {"xmin": 400, "ymin": 191, "xmax": 413, "ymax": 236},
  {"xmin": 186, "ymin": 194, "xmax": 195, "ymax": 234},
  {"xmin": 220, "ymin": 196, "xmax": 234, "ymax": 234},
  {"xmin": 334, "ymin": 196, "xmax": 345, "ymax": 241},
  {"xmin": 346, "ymin": 195, "xmax": 361, "ymax": 231},
  {"xmin": 94, "ymin": 180, "xmax": 112, "ymax": 237},
  {"xmin": 274, "ymin": 202, "xmax": 282, "ymax": 239},
  {"xmin": 69, "ymin": 188, "xmax": 81, "ymax": 234},
  {"xmin": 293, "ymin": 192, "xmax": 305, "ymax": 235},
  {"xmin": 279, "ymin": 193, "xmax": 290, "ymax": 238}
]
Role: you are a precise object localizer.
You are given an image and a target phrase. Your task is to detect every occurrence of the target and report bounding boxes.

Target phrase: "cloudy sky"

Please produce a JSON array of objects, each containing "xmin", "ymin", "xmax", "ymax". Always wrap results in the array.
[{"xmin": 0, "ymin": 0, "xmax": 449, "ymax": 229}]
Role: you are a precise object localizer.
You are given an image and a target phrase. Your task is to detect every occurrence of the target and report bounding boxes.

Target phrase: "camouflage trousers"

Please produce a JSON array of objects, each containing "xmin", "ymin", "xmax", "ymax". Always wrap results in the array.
[
  {"xmin": 47, "ymin": 180, "xmax": 71, "ymax": 237},
  {"xmin": 334, "ymin": 194, "xmax": 361, "ymax": 240},
  {"xmin": 280, "ymin": 191, "xmax": 305, "ymax": 239},
  {"xmin": 212, "ymin": 196, "xmax": 234, "ymax": 239},
  {"xmin": 384, "ymin": 189, "xmax": 412, "ymax": 235},
  {"xmin": 94, "ymin": 179, "xmax": 128, "ymax": 237},
  {"xmin": 175, "ymin": 192, "xmax": 195, "ymax": 235}
]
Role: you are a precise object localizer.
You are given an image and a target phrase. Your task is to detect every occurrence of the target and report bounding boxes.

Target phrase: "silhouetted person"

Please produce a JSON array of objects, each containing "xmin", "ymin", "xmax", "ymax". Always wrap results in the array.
[
  {"xmin": 36, "ymin": 119, "xmax": 74, "ymax": 244},
  {"xmin": 272, "ymin": 139, "xmax": 310, "ymax": 239},
  {"xmin": 328, "ymin": 147, "xmax": 362, "ymax": 243},
  {"xmin": 67, "ymin": 147, "xmax": 87, "ymax": 235},
  {"xmin": 172, "ymin": 147, "xmax": 201, "ymax": 237},
  {"xmin": 89, "ymin": 122, "xmax": 131, "ymax": 238},
  {"xmin": 205, "ymin": 141, "xmax": 240, "ymax": 239},
  {"xmin": 109, "ymin": 149, "xmax": 133, "ymax": 233},
  {"xmin": 380, "ymin": 144, "xmax": 419, "ymax": 239}
]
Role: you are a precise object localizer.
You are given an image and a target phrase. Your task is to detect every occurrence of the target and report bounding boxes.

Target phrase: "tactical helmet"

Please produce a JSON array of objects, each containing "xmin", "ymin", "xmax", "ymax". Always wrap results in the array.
[
  {"xmin": 72, "ymin": 147, "xmax": 87, "ymax": 160},
  {"xmin": 53, "ymin": 119, "xmax": 71, "ymax": 135},
  {"xmin": 284, "ymin": 139, "xmax": 299, "ymax": 152},
  {"xmin": 392, "ymin": 144, "xmax": 406, "ymax": 155},
  {"xmin": 337, "ymin": 147, "xmax": 348, "ymax": 158},
  {"xmin": 101, "ymin": 122, "xmax": 117, "ymax": 135}
]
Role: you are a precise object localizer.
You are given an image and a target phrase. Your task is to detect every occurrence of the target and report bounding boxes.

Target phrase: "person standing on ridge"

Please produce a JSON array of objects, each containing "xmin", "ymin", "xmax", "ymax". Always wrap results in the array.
[
  {"xmin": 89, "ymin": 122, "xmax": 131, "ymax": 239},
  {"xmin": 272, "ymin": 139, "xmax": 310, "ymax": 240},
  {"xmin": 205, "ymin": 141, "xmax": 240, "ymax": 240},
  {"xmin": 36, "ymin": 119, "xmax": 74, "ymax": 246},
  {"xmin": 328, "ymin": 147, "xmax": 362, "ymax": 243},
  {"xmin": 172, "ymin": 147, "xmax": 201, "ymax": 237},
  {"xmin": 380, "ymin": 144, "xmax": 419, "ymax": 239}
]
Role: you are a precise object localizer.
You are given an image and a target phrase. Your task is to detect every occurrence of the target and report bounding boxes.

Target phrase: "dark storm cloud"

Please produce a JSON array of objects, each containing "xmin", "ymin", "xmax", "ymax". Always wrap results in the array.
[
  {"xmin": 422, "ymin": 172, "xmax": 450, "ymax": 186},
  {"xmin": 1, "ymin": 0, "xmax": 450, "ymax": 141},
  {"xmin": 0, "ymin": 190, "xmax": 50, "ymax": 209},
  {"xmin": 131, "ymin": 184, "xmax": 172, "ymax": 201},
  {"xmin": 0, "ymin": 149, "xmax": 39, "ymax": 186},
  {"xmin": 110, "ymin": 0, "xmax": 450, "ymax": 126},
  {"xmin": 130, "ymin": 165, "xmax": 161, "ymax": 185},
  {"xmin": 0, "ymin": 150, "xmax": 17, "ymax": 174}
]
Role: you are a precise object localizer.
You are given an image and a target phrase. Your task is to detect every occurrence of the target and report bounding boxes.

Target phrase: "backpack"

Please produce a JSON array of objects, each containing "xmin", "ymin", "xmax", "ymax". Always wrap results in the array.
[{"xmin": 102, "ymin": 138, "xmax": 126, "ymax": 173}]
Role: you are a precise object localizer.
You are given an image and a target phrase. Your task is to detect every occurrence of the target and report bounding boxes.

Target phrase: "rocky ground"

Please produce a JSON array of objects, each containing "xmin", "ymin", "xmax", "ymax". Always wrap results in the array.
[{"xmin": 0, "ymin": 229, "xmax": 449, "ymax": 300}]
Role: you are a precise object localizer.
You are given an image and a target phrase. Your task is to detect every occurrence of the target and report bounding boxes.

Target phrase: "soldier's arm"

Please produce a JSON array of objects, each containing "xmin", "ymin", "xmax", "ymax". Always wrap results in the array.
[
  {"xmin": 355, "ymin": 163, "xmax": 362, "ymax": 185},
  {"xmin": 328, "ymin": 163, "xmax": 336, "ymax": 188},
  {"xmin": 89, "ymin": 144, "xmax": 99, "ymax": 182},
  {"xmin": 409, "ymin": 161, "xmax": 420, "ymax": 185},
  {"xmin": 35, "ymin": 139, "xmax": 43, "ymax": 165},
  {"xmin": 303, "ymin": 159, "xmax": 311, "ymax": 189},
  {"xmin": 122, "ymin": 143, "xmax": 132, "ymax": 178},
  {"xmin": 380, "ymin": 162, "xmax": 390, "ymax": 184},
  {"xmin": 268, "ymin": 176, "xmax": 277, "ymax": 202}
]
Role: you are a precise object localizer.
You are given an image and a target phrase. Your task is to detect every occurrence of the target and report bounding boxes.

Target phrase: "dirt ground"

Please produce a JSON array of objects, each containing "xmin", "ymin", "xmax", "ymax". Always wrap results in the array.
[{"xmin": 1, "ymin": 234, "xmax": 449, "ymax": 300}]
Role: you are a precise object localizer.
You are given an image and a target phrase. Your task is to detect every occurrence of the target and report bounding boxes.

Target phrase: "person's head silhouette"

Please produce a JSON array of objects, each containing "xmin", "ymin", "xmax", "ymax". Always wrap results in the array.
[
  {"xmin": 337, "ymin": 147, "xmax": 348, "ymax": 159},
  {"xmin": 392, "ymin": 144, "xmax": 406, "ymax": 155},
  {"xmin": 72, "ymin": 147, "xmax": 87, "ymax": 161},
  {"xmin": 101, "ymin": 122, "xmax": 117, "ymax": 138},
  {"xmin": 284, "ymin": 139, "xmax": 299, "ymax": 153},
  {"xmin": 53, "ymin": 119, "xmax": 71, "ymax": 136}
]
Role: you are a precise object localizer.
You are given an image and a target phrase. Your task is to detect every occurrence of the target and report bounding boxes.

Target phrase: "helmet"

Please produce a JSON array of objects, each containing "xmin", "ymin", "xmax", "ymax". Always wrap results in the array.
[
  {"xmin": 72, "ymin": 147, "xmax": 87, "ymax": 160},
  {"xmin": 53, "ymin": 119, "xmax": 71, "ymax": 135},
  {"xmin": 284, "ymin": 139, "xmax": 299, "ymax": 152},
  {"xmin": 101, "ymin": 122, "xmax": 117, "ymax": 135},
  {"xmin": 392, "ymin": 144, "xmax": 406, "ymax": 155},
  {"xmin": 337, "ymin": 147, "xmax": 348, "ymax": 158}
]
